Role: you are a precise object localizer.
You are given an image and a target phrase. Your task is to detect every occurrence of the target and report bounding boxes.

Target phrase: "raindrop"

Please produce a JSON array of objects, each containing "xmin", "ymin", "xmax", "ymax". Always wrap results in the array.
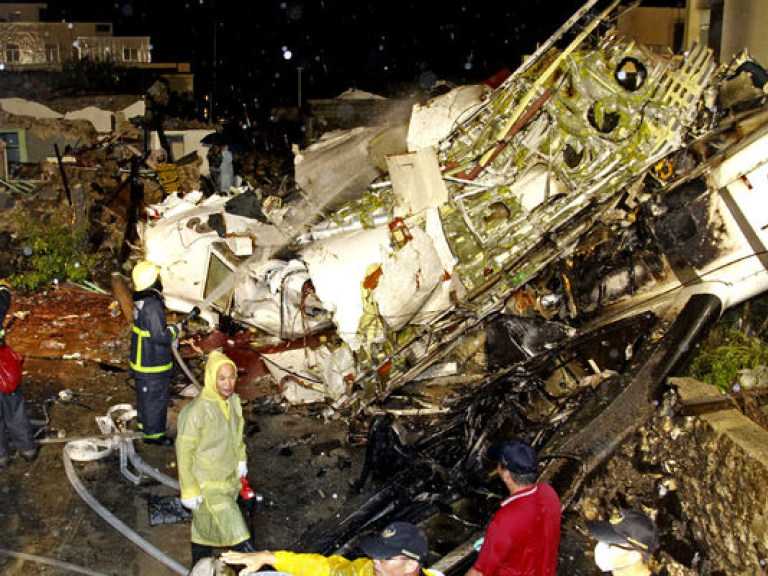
[
  {"xmin": 464, "ymin": 61, "xmax": 472, "ymax": 70},
  {"xmin": 283, "ymin": 50, "xmax": 293, "ymax": 60},
  {"xmin": 23, "ymin": 246, "xmax": 32, "ymax": 257}
]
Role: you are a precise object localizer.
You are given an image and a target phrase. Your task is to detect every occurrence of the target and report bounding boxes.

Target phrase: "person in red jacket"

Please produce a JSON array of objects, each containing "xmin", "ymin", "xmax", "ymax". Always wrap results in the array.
[
  {"xmin": 466, "ymin": 439, "xmax": 561, "ymax": 576},
  {"xmin": 0, "ymin": 280, "xmax": 36, "ymax": 467}
]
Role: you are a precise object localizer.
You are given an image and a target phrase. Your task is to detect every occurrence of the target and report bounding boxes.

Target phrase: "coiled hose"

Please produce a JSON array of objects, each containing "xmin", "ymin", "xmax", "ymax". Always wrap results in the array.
[{"xmin": 63, "ymin": 440, "xmax": 187, "ymax": 575}]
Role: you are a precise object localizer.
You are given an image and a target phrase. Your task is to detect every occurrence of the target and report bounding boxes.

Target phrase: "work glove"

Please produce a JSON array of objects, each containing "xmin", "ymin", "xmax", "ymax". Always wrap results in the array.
[
  {"xmin": 237, "ymin": 461, "xmax": 248, "ymax": 478},
  {"xmin": 181, "ymin": 495, "xmax": 203, "ymax": 511}
]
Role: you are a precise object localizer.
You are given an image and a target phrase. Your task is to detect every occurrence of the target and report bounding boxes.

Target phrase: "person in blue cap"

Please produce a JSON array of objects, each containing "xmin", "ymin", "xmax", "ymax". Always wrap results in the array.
[
  {"xmin": 221, "ymin": 520, "xmax": 442, "ymax": 576},
  {"xmin": 466, "ymin": 439, "xmax": 561, "ymax": 576}
]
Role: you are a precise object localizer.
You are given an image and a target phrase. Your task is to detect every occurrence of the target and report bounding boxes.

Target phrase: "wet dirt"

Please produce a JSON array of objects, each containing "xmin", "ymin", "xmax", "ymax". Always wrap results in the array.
[
  {"xmin": 0, "ymin": 285, "xmax": 752, "ymax": 576},
  {"xmin": 0, "ymin": 285, "xmax": 372, "ymax": 575}
]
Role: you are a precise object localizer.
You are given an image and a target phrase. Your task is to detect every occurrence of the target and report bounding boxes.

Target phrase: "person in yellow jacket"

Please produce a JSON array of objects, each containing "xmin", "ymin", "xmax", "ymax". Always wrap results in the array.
[
  {"xmin": 221, "ymin": 521, "xmax": 444, "ymax": 576},
  {"xmin": 176, "ymin": 350, "xmax": 255, "ymax": 567}
]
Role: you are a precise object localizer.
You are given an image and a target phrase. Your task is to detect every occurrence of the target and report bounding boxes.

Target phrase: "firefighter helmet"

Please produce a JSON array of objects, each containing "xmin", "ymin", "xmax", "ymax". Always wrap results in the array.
[{"xmin": 132, "ymin": 261, "xmax": 159, "ymax": 291}]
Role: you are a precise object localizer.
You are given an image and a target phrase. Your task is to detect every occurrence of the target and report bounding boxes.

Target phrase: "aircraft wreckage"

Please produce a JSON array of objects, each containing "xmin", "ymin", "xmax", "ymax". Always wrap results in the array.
[{"xmin": 133, "ymin": 0, "xmax": 768, "ymax": 569}]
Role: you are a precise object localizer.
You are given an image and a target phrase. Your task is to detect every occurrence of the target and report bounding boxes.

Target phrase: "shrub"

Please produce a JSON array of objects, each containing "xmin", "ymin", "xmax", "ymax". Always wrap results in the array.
[
  {"xmin": 8, "ymin": 215, "xmax": 98, "ymax": 292},
  {"xmin": 688, "ymin": 329, "xmax": 768, "ymax": 392}
]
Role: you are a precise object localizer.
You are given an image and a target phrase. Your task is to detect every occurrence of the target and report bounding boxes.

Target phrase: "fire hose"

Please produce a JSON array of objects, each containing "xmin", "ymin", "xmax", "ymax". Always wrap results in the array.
[
  {"xmin": 0, "ymin": 548, "xmax": 109, "ymax": 576},
  {"xmin": 172, "ymin": 306, "xmax": 202, "ymax": 391},
  {"xmin": 62, "ymin": 405, "xmax": 186, "ymax": 575},
  {"xmin": 57, "ymin": 307, "xmax": 206, "ymax": 575}
]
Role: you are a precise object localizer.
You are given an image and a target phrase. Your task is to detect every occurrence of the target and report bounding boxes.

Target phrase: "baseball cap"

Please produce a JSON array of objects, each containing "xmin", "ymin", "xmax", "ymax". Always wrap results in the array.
[
  {"xmin": 587, "ymin": 509, "xmax": 659, "ymax": 554},
  {"xmin": 486, "ymin": 439, "xmax": 538, "ymax": 475},
  {"xmin": 358, "ymin": 521, "xmax": 428, "ymax": 563}
]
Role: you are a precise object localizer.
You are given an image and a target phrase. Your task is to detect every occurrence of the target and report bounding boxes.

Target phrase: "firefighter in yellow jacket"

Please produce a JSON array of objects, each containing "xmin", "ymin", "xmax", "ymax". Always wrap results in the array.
[
  {"xmin": 176, "ymin": 350, "xmax": 255, "ymax": 566},
  {"xmin": 222, "ymin": 521, "xmax": 443, "ymax": 576}
]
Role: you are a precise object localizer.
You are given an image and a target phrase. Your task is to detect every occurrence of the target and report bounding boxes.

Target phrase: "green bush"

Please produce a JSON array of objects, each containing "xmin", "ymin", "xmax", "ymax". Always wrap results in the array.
[
  {"xmin": 8, "ymin": 216, "xmax": 98, "ymax": 292},
  {"xmin": 688, "ymin": 329, "xmax": 768, "ymax": 392}
]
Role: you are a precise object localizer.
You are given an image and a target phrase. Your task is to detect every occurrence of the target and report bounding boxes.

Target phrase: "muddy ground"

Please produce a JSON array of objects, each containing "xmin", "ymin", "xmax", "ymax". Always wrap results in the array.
[{"xmin": 0, "ymin": 285, "xmax": 746, "ymax": 576}]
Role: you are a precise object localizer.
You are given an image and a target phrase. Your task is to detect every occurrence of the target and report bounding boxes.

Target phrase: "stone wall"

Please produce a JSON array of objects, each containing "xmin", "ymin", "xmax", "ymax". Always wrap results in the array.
[
  {"xmin": 669, "ymin": 377, "xmax": 768, "ymax": 573},
  {"xmin": 579, "ymin": 377, "xmax": 768, "ymax": 575}
]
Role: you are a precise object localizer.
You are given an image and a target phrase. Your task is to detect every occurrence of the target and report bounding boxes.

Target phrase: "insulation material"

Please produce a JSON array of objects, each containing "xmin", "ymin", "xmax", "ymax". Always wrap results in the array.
[
  {"xmin": 386, "ymin": 148, "xmax": 449, "ymax": 217},
  {"xmin": 508, "ymin": 164, "xmax": 569, "ymax": 212},
  {"xmin": 372, "ymin": 227, "xmax": 446, "ymax": 331},
  {"xmin": 262, "ymin": 346, "xmax": 351, "ymax": 404},
  {"xmin": 302, "ymin": 227, "xmax": 391, "ymax": 351}
]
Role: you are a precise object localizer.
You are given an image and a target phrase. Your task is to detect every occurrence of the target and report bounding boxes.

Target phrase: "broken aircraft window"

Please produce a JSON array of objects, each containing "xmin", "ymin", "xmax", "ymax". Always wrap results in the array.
[{"xmin": 615, "ymin": 57, "xmax": 647, "ymax": 91}]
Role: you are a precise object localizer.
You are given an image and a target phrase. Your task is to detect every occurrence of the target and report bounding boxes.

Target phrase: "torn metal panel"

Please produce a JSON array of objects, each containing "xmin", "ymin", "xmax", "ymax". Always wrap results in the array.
[
  {"xmin": 261, "ymin": 345, "xmax": 353, "ymax": 404},
  {"xmin": 294, "ymin": 125, "xmax": 407, "ymax": 214},
  {"xmin": 301, "ymin": 226, "xmax": 390, "ymax": 352},
  {"xmin": 386, "ymin": 148, "xmax": 449, "ymax": 216},
  {"xmin": 406, "ymin": 84, "xmax": 491, "ymax": 153}
]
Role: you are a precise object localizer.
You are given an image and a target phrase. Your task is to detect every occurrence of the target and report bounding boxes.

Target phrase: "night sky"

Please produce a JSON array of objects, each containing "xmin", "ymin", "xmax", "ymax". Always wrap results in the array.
[{"xmin": 40, "ymin": 1, "xmax": 683, "ymax": 117}]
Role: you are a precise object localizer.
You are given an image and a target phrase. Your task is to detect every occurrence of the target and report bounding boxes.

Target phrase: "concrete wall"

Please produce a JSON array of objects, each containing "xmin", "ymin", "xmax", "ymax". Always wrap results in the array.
[
  {"xmin": 685, "ymin": 0, "xmax": 768, "ymax": 66},
  {"xmin": 0, "ymin": 3, "xmax": 46, "ymax": 22},
  {"xmin": 720, "ymin": 0, "xmax": 768, "ymax": 65},
  {"xmin": 581, "ymin": 377, "xmax": 768, "ymax": 573}
]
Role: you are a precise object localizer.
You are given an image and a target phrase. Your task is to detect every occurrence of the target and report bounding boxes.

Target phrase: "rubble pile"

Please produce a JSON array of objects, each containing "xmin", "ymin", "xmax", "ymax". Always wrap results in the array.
[
  {"xmin": 136, "ymin": 20, "xmax": 768, "ymax": 419},
  {"xmin": 3, "ymin": 2, "xmax": 768, "ymax": 574}
]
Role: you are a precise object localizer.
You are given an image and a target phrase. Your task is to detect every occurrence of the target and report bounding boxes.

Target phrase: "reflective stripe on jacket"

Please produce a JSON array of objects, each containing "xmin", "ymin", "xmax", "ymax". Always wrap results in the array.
[{"xmin": 129, "ymin": 290, "xmax": 178, "ymax": 375}]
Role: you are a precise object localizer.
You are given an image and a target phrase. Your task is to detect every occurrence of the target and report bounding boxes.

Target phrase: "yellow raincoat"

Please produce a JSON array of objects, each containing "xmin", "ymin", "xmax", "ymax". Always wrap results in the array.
[
  {"xmin": 273, "ymin": 551, "xmax": 444, "ymax": 576},
  {"xmin": 176, "ymin": 350, "xmax": 249, "ymax": 547}
]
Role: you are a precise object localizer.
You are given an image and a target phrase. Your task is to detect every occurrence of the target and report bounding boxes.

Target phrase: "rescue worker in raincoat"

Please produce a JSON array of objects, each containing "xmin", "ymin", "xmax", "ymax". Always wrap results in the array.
[
  {"xmin": 176, "ymin": 350, "xmax": 255, "ymax": 566},
  {"xmin": 0, "ymin": 280, "xmax": 36, "ymax": 467},
  {"xmin": 221, "ymin": 521, "xmax": 442, "ymax": 576},
  {"xmin": 130, "ymin": 261, "xmax": 179, "ymax": 446}
]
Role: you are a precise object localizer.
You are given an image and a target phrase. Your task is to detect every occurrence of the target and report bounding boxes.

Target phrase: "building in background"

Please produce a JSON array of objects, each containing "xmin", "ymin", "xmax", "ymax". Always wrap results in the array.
[
  {"xmin": 0, "ymin": 2, "xmax": 192, "ymax": 98},
  {"xmin": 0, "ymin": 2, "xmax": 149, "ymax": 69},
  {"xmin": 684, "ymin": 0, "xmax": 768, "ymax": 66},
  {"xmin": 617, "ymin": 5, "xmax": 686, "ymax": 54}
]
